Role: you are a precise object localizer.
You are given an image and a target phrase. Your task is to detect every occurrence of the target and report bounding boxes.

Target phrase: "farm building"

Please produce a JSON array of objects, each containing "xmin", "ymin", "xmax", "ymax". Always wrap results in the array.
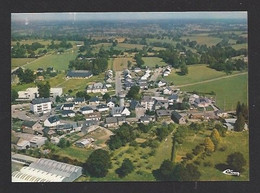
[
  {"xmin": 21, "ymin": 121, "xmax": 43, "ymax": 135},
  {"xmin": 12, "ymin": 158, "xmax": 82, "ymax": 182},
  {"xmin": 171, "ymin": 111, "xmax": 186, "ymax": 124},
  {"xmin": 75, "ymin": 138, "xmax": 94, "ymax": 148},
  {"xmin": 66, "ymin": 70, "xmax": 93, "ymax": 79}
]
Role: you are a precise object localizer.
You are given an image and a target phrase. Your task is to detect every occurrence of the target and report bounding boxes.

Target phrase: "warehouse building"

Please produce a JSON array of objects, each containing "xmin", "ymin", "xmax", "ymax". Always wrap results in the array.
[{"xmin": 12, "ymin": 158, "xmax": 83, "ymax": 182}]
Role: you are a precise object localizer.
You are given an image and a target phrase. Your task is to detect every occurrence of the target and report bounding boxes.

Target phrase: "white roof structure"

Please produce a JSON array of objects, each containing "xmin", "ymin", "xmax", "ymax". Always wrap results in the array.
[{"xmin": 12, "ymin": 158, "xmax": 83, "ymax": 182}]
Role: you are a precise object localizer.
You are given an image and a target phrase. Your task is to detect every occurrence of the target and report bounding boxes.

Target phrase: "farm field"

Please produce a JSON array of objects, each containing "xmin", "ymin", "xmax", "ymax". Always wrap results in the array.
[
  {"xmin": 142, "ymin": 57, "xmax": 168, "ymax": 68},
  {"xmin": 180, "ymin": 35, "xmax": 222, "ymax": 46},
  {"xmin": 165, "ymin": 64, "xmax": 229, "ymax": 85},
  {"xmin": 107, "ymin": 58, "xmax": 114, "ymax": 70},
  {"xmin": 113, "ymin": 57, "xmax": 135, "ymax": 71},
  {"xmin": 23, "ymin": 52, "xmax": 78, "ymax": 71},
  {"xmin": 11, "ymin": 39, "xmax": 60, "ymax": 46},
  {"xmin": 232, "ymin": 43, "xmax": 248, "ymax": 50},
  {"xmin": 11, "ymin": 58, "xmax": 36, "ymax": 70},
  {"xmin": 181, "ymin": 73, "xmax": 248, "ymax": 111}
]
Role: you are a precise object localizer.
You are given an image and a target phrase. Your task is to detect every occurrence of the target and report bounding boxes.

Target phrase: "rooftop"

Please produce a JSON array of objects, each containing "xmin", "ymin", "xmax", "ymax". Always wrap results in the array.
[{"xmin": 31, "ymin": 98, "xmax": 51, "ymax": 105}]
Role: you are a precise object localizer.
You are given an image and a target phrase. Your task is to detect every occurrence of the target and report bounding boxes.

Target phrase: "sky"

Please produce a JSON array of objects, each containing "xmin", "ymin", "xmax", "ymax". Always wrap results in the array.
[{"xmin": 11, "ymin": 12, "xmax": 247, "ymax": 22}]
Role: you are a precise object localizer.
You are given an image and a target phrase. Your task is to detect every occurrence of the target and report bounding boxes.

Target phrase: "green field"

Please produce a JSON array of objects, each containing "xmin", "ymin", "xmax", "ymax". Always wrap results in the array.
[
  {"xmin": 165, "ymin": 64, "xmax": 229, "ymax": 85},
  {"xmin": 180, "ymin": 35, "xmax": 222, "ymax": 46},
  {"xmin": 76, "ymin": 129, "xmax": 173, "ymax": 181},
  {"xmin": 232, "ymin": 43, "xmax": 248, "ymax": 50},
  {"xmin": 181, "ymin": 73, "xmax": 248, "ymax": 111},
  {"xmin": 174, "ymin": 129, "xmax": 249, "ymax": 181},
  {"xmin": 11, "ymin": 58, "xmax": 36, "ymax": 70},
  {"xmin": 142, "ymin": 57, "xmax": 168, "ymax": 68},
  {"xmin": 11, "ymin": 39, "xmax": 60, "ymax": 46},
  {"xmin": 24, "ymin": 52, "xmax": 78, "ymax": 71},
  {"xmin": 108, "ymin": 58, "xmax": 114, "ymax": 70}
]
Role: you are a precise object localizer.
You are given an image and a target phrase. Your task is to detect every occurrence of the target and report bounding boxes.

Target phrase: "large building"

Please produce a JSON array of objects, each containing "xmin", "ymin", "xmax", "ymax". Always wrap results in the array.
[
  {"xmin": 30, "ymin": 98, "xmax": 52, "ymax": 114},
  {"xmin": 17, "ymin": 87, "xmax": 63, "ymax": 101},
  {"xmin": 12, "ymin": 158, "xmax": 83, "ymax": 182},
  {"xmin": 66, "ymin": 70, "xmax": 93, "ymax": 79}
]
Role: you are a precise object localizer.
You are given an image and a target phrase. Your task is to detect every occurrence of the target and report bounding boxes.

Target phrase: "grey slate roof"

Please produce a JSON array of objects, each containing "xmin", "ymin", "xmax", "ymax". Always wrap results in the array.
[
  {"xmin": 47, "ymin": 116, "xmax": 60, "ymax": 124},
  {"xmin": 22, "ymin": 121, "xmax": 37, "ymax": 128},
  {"xmin": 67, "ymin": 70, "xmax": 92, "ymax": 78},
  {"xmin": 89, "ymin": 97, "xmax": 100, "ymax": 102},
  {"xmin": 74, "ymin": 98, "xmax": 85, "ymax": 103},
  {"xmin": 172, "ymin": 111, "xmax": 182, "ymax": 120},
  {"xmin": 168, "ymin": 94, "xmax": 178, "ymax": 100},
  {"xmin": 105, "ymin": 117, "xmax": 117, "ymax": 124},
  {"xmin": 61, "ymin": 110, "xmax": 75, "ymax": 115},
  {"xmin": 80, "ymin": 106, "xmax": 93, "ymax": 111},
  {"xmin": 96, "ymin": 104, "xmax": 108, "ymax": 109},
  {"xmin": 31, "ymin": 98, "xmax": 51, "ymax": 105},
  {"xmin": 63, "ymin": 103, "xmax": 74, "ymax": 108},
  {"xmin": 156, "ymin": 110, "xmax": 172, "ymax": 117}
]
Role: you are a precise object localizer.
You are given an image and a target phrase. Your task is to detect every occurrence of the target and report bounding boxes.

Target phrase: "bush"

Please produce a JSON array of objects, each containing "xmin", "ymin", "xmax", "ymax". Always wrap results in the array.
[
  {"xmin": 203, "ymin": 161, "xmax": 213, "ymax": 167},
  {"xmin": 219, "ymin": 146, "xmax": 227, "ymax": 152},
  {"xmin": 186, "ymin": 153, "xmax": 194, "ymax": 160},
  {"xmin": 193, "ymin": 160, "xmax": 201, "ymax": 166}
]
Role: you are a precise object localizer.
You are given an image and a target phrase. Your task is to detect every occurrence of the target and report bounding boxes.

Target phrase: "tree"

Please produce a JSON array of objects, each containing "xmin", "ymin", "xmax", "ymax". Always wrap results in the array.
[
  {"xmin": 226, "ymin": 152, "xmax": 246, "ymax": 172},
  {"xmin": 234, "ymin": 112, "xmax": 245, "ymax": 132},
  {"xmin": 210, "ymin": 129, "xmax": 221, "ymax": 147},
  {"xmin": 127, "ymin": 61, "xmax": 132, "ymax": 68},
  {"xmin": 57, "ymin": 138, "xmax": 66, "ymax": 148},
  {"xmin": 236, "ymin": 101, "xmax": 241, "ymax": 117},
  {"xmin": 157, "ymin": 160, "xmax": 175, "ymax": 180},
  {"xmin": 55, "ymin": 95, "xmax": 61, "ymax": 103},
  {"xmin": 135, "ymin": 54, "xmax": 144, "ymax": 67},
  {"xmin": 84, "ymin": 149, "xmax": 111, "ymax": 177},
  {"xmin": 126, "ymin": 86, "xmax": 140, "ymax": 100},
  {"xmin": 38, "ymin": 81, "xmax": 50, "ymax": 98},
  {"xmin": 178, "ymin": 163, "xmax": 201, "ymax": 181},
  {"xmin": 11, "ymin": 89, "xmax": 18, "ymax": 102},
  {"xmin": 116, "ymin": 158, "xmax": 134, "ymax": 178},
  {"xmin": 102, "ymin": 93, "xmax": 110, "ymax": 102},
  {"xmin": 204, "ymin": 137, "xmax": 215, "ymax": 153},
  {"xmin": 180, "ymin": 64, "xmax": 188, "ymax": 75}
]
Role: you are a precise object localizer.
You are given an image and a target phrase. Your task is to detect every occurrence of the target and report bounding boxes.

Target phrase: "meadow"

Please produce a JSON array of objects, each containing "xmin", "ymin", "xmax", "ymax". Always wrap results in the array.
[
  {"xmin": 232, "ymin": 43, "xmax": 248, "ymax": 50},
  {"xmin": 180, "ymin": 34, "xmax": 222, "ymax": 46},
  {"xmin": 11, "ymin": 58, "xmax": 36, "ymax": 70},
  {"xmin": 24, "ymin": 52, "xmax": 78, "ymax": 71},
  {"xmin": 181, "ymin": 73, "xmax": 248, "ymax": 111},
  {"xmin": 113, "ymin": 57, "xmax": 135, "ymax": 71},
  {"xmin": 142, "ymin": 57, "xmax": 168, "ymax": 68},
  {"xmin": 165, "ymin": 64, "xmax": 229, "ymax": 85}
]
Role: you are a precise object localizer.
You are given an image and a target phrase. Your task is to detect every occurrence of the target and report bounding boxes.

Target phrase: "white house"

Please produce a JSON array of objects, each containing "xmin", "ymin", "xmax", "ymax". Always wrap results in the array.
[
  {"xmin": 16, "ymin": 139, "xmax": 30, "ymax": 150},
  {"xmin": 61, "ymin": 110, "xmax": 76, "ymax": 118},
  {"xmin": 44, "ymin": 116, "xmax": 60, "ymax": 127},
  {"xmin": 157, "ymin": 80, "xmax": 167, "ymax": 87},
  {"xmin": 79, "ymin": 106, "xmax": 94, "ymax": 114},
  {"xmin": 134, "ymin": 68, "xmax": 141, "ymax": 73},
  {"xmin": 86, "ymin": 82, "xmax": 107, "ymax": 94},
  {"xmin": 96, "ymin": 104, "xmax": 109, "ymax": 112},
  {"xmin": 194, "ymin": 97, "xmax": 212, "ymax": 108},
  {"xmin": 107, "ymin": 101, "xmax": 115, "ymax": 108},
  {"xmin": 189, "ymin": 94, "xmax": 200, "ymax": 104},
  {"xmin": 29, "ymin": 136, "xmax": 47, "ymax": 148},
  {"xmin": 111, "ymin": 107, "xmax": 130, "ymax": 117},
  {"xmin": 30, "ymin": 98, "xmax": 52, "ymax": 114},
  {"xmin": 141, "ymin": 96, "xmax": 155, "ymax": 111},
  {"xmin": 163, "ymin": 87, "xmax": 173, "ymax": 95},
  {"xmin": 62, "ymin": 103, "xmax": 75, "ymax": 110}
]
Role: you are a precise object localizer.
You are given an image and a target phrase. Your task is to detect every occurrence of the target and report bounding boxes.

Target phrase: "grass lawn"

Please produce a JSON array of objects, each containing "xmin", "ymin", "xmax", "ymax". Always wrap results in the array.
[
  {"xmin": 12, "ymin": 82, "xmax": 36, "ymax": 92},
  {"xmin": 117, "ymin": 43, "xmax": 145, "ymax": 50},
  {"xmin": 113, "ymin": 57, "xmax": 134, "ymax": 71},
  {"xmin": 142, "ymin": 57, "xmax": 168, "ymax": 68},
  {"xmin": 180, "ymin": 35, "xmax": 222, "ymax": 46},
  {"xmin": 54, "ymin": 146, "xmax": 93, "ymax": 163},
  {"xmin": 11, "ymin": 58, "xmax": 36, "ymax": 70},
  {"xmin": 24, "ymin": 52, "xmax": 78, "ymax": 71},
  {"xmin": 108, "ymin": 58, "xmax": 114, "ymax": 70},
  {"xmin": 165, "ymin": 64, "xmax": 228, "ymax": 85},
  {"xmin": 232, "ymin": 43, "xmax": 248, "ymax": 50},
  {"xmin": 181, "ymin": 73, "xmax": 248, "ymax": 111},
  {"xmin": 199, "ymin": 131, "xmax": 249, "ymax": 181}
]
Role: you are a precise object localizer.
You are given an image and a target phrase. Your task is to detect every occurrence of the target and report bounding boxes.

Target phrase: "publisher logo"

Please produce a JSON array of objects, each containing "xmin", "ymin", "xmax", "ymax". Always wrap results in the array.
[{"xmin": 222, "ymin": 169, "xmax": 240, "ymax": 176}]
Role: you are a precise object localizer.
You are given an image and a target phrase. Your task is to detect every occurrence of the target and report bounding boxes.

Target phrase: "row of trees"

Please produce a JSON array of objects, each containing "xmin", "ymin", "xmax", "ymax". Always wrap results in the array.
[
  {"xmin": 11, "ymin": 42, "xmax": 45, "ymax": 58},
  {"xmin": 234, "ymin": 101, "xmax": 248, "ymax": 131},
  {"xmin": 14, "ymin": 68, "xmax": 36, "ymax": 83}
]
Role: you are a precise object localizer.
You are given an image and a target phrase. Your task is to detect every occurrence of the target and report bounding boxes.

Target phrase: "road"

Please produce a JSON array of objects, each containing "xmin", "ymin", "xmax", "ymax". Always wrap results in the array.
[
  {"xmin": 150, "ymin": 67, "xmax": 162, "ymax": 82},
  {"xmin": 115, "ymin": 71, "xmax": 123, "ymax": 95}
]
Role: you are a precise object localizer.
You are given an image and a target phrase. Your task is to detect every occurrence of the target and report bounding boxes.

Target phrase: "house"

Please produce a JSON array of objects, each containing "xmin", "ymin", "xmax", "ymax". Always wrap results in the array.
[
  {"xmin": 16, "ymin": 139, "xmax": 30, "ymax": 150},
  {"xmin": 62, "ymin": 103, "xmax": 74, "ymax": 110},
  {"xmin": 75, "ymin": 138, "xmax": 95, "ymax": 148},
  {"xmin": 65, "ymin": 96, "xmax": 74, "ymax": 102},
  {"xmin": 194, "ymin": 97, "xmax": 212, "ymax": 108},
  {"xmin": 79, "ymin": 106, "xmax": 94, "ymax": 114},
  {"xmin": 105, "ymin": 117, "xmax": 126, "ymax": 128},
  {"xmin": 29, "ymin": 136, "xmax": 47, "ymax": 148},
  {"xmin": 168, "ymin": 94, "xmax": 179, "ymax": 105},
  {"xmin": 30, "ymin": 98, "xmax": 52, "ymax": 114},
  {"xmin": 153, "ymin": 99, "xmax": 169, "ymax": 110},
  {"xmin": 124, "ymin": 69, "xmax": 131, "ymax": 76},
  {"xmin": 124, "ymin": 80, "xmax": 135, "ymax": 90},
  {"xmin": 44, "ymin": 116, "xmax": 60, "ymax": 127},
  {"xmin": 49, "ymin": 88, "xmax": 63, "ymax": 99},
  {"xmin": 85, "ymin": 112, "xmax": 101, "ymax": 121},
  {"xmin": 56, "ymin": 123, "xmax": 80, "ymax": 133},
  {"xmin": 111, "ymin": 107, "xmax": 130, "ymax": 117},
  {"xmin": 81, "ymin": 120, "xmax": 99, "ymax": 134},
  {"xmin": 50, "ymin": 137, "xmax": 60, "ymax": 145},
  {"xmin": 86, "ymin": 82, "xmax": 107, "ymax": 93},
  {"xmin": 96, "ymin": 104, "xmax": 109, "ymax": 112},
  {"xmin": 37, "ymin": 68, "xmax": 44, "ymax": 73},
  {"xmin": 138, "ymin": 80, "xmax": 148, "ymax": 89},
  {"xmin": 105, "ymin": 84, "xmax": 112, "ymax": 88},
  {"xmin": 88, "ymin": 97, "xmax": 100, "ymax": 106},
  {"xmin": 124, "ymin": 73, "xmax": 132, "ymax": 79},
  {"xmin": 139, "ymin": 115, "xmax": 155, "ymax": 124},
  {"xmin": 224, "ymin": 119, "xmax": 236, "ymax": 131},
  {"xmin": 105, "ymin": 77, "xmax": 113, "ymax": 83},
  {"xmin": 189, "ymin": 94, "xmax": 200, "ymax": 105},
  {"xmin": 74, "ymin": 98, "xmax": 85, "ymax": 104},
  {"xmin": 134, "ymin": 68, "xmax": 141, "ymax": 73},
  {"xmin": 171, "ymin": 111, "xmax": 186, "ymax": 124},
  {"xmin": 156, "ymin": 110, "xmax": 172, "ymax": 118},
  {"xmin": 21, "ymin": 121, "xmax": 44, "ymax": 135},
  {"xmin": 36, "ymin": 76, "xmax": 44, "ymax": 81},
  {"xmin": 157, "ymin": 80, "xmax": 167, "ymax": 87},
  {"xmin": 135, "ymin": 104, "xmax": 146, "ymax": 119},
  {"xmin": 61, "ymin": 110, "xmax": 76, "ymax": 118},
  {"xmin": 163, "ymin": 71, "xmax": 170, "ymax": 77},
  {"xmin": 107, "ymin": 101, "xmax": 115, "ymax": 108},
  {"xmin": 42, "ymin": 127, "xmax": 56, "ymax": 137},
  {"xmin": 129, "ymin": 100, "xmax": 141, "ymax": 110},
  {"xmin": 141, "ymin": 96, "xmax": 155, "ymax": 111},
  {"xmin": 66, "ymin": 70, "xmax": 93, "ymax": 79},
  {"xmin": 215, "ymin": 109, "xmax": 228, "ymax": 118},
  {"xmin": 163, "ymin": 87, "xmax": 173, "ymax": 95}
]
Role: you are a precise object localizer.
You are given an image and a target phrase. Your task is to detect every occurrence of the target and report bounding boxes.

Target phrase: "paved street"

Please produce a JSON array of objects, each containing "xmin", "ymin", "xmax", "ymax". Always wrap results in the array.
[{"xmin": 115, "ymin": 71, "xmax": 123, "ymax": 95}]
